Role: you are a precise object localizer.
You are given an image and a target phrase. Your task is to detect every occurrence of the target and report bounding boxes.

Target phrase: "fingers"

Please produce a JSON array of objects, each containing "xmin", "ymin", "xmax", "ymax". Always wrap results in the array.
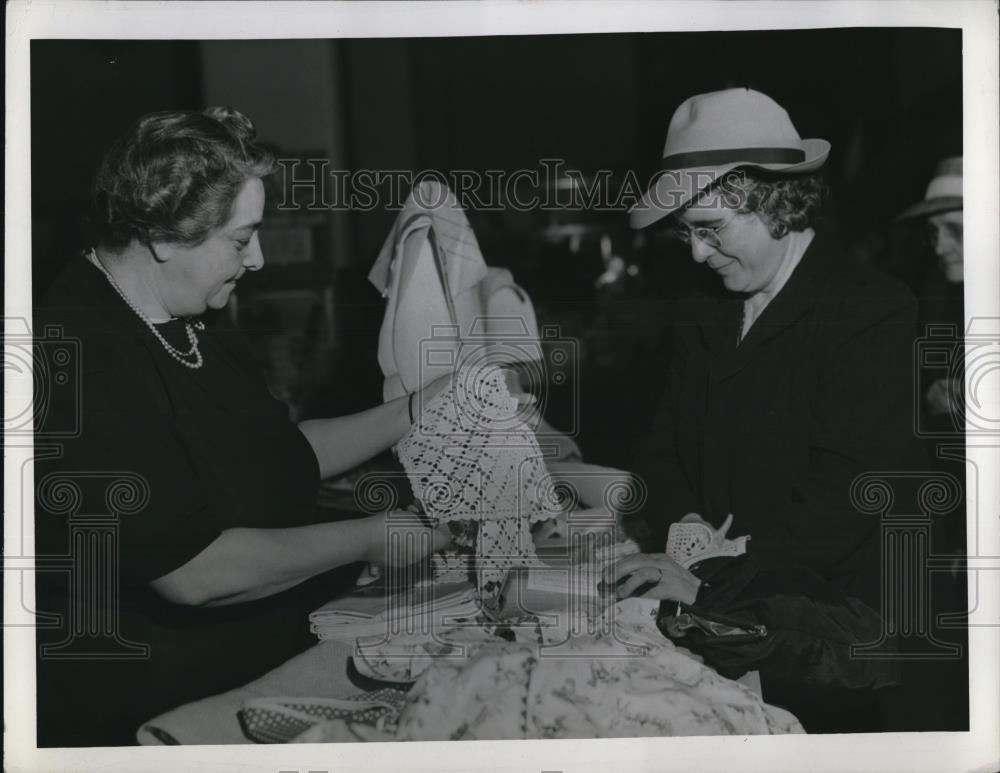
[
  {"xmin": 510, "ymin": 392, "xmax": 539, "ymax": 428},
  {"xmin": 419, "ymin": 374, "xmax": 454, "ymax": 407},
  {"xmin": 532, "ymin": 517, "xmax": 561, "ymax": 542},
  {"xmin": 431, "ymin": 524, "xmax": 452, "ymax": 553},
  {"xmin": 378, "ymin": 519, "xmax": 451, "ymax": 566},
  {"xmin": 926, "ymin": 381, "xmax": 950, "ymax": 415},
  {"xmin": 510, "ymin": 391, "xmax": 538, "ymax": 412},
  {"xmin": 602, "ymin": 552, "xmax": 649, "ymax": 585},
  {"xmin": 615, "ymin": 565, "xmax": 661, "ymax": 598},
  {"xmin": 402, "ymin": 522, "xmax": 450, "ymax": 556}
]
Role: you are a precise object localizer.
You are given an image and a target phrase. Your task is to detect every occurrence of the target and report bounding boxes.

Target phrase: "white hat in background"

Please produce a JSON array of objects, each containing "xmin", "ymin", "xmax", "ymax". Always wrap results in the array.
[{"xmin": 896, "ymin": 156, "xmax": 963, "ymax": 220}]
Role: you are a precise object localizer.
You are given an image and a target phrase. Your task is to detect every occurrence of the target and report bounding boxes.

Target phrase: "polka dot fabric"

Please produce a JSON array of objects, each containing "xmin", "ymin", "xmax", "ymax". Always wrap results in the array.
[
  {"xmin": 395, "ymin": 364, "xmax": 549, "ymax": 606},
  {"xmin": 240, "ymin": 688, "xmax": 409, "ymax": 743}
]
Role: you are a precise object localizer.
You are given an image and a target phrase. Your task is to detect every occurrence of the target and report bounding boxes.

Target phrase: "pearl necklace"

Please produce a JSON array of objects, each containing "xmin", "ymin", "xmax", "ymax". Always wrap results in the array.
[{"xmin": 88, "ymin": 249, "xmax": 205, "ymax": 369}]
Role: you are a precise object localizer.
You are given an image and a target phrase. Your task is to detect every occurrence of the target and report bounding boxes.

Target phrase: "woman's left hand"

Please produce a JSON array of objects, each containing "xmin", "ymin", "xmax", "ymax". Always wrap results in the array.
[{"xmin": 602, "ymin": 552, "xmax": 702, "ymax": 604}]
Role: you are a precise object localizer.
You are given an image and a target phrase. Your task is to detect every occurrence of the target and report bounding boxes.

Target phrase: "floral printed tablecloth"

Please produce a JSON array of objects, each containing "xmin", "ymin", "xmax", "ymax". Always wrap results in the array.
[{"xmin": 294, "ymin": 599, "xmax": 803, "ymax": 742}]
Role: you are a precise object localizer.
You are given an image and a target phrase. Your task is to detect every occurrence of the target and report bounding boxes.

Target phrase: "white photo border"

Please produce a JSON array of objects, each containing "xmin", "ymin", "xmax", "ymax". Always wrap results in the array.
[{"xmin": 5, "ymin": 2, "xmax": 998, "ymax": 772}]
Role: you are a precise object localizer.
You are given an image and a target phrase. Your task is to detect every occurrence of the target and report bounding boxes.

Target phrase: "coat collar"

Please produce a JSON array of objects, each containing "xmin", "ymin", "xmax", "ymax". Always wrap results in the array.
[{"xmin": 696, "ymin": 222, "xmax": 843, "ymax": 381}]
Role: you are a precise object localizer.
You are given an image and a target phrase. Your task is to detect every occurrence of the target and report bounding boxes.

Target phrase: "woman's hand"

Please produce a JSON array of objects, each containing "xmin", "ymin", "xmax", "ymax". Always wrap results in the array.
[
  {"xmin": 926, "ymin": 376, "xmax": 963, "ymax": 416},
  {"xmin": 679, "ymin": 512, "xmax": 713, "ymax": 526},
  {"xmin": 414, "ymin": 373, "xmax": 454, "ymax": 417},
  {"xmin": 602, "ymin": 552, "xmax": 701, "ymax": 604},
  {"xmin": 412, "ymin": 367, "xmax": 538, "ymax": 426},
  {"xmin": 150, "ymin": 513, "xmax": 449, "ymax": 607},
  {"xmin": 362, "ymin": 512, "xmax": 452, "ymax": 568}
]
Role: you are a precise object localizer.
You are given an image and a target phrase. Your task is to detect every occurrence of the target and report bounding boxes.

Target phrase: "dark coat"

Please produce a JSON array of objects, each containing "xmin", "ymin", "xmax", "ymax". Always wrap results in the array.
[{"xmin": 633, "ymin": 225, "xmax": 925, "ymax": 609}]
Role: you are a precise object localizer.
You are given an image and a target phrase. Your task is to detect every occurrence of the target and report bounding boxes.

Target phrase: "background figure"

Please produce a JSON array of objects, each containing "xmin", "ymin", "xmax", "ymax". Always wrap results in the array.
[
  {"xmin": 895, "ymin": 156, "xmax": 965, "ymax": 551},
  {"xmin": 881, "ymin": 155, "xmax": 968, "ymax": 733},
  {"xmin": 897, "ymin": 157, "xmax": 964, "ymax": 422}
]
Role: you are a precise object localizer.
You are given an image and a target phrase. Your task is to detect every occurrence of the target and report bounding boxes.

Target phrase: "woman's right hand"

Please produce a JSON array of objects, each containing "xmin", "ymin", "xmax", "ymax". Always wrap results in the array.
[
  {"xmin": 363, "ymin": 512, "xmax": 452, "ymax": 568},
  {"xmin": 414, "ymin": 373, "xmax": 453, "ymax": 417},
  {"xmin": 413, "ymin": 368, "xmax": 537, "ymax": 422}
]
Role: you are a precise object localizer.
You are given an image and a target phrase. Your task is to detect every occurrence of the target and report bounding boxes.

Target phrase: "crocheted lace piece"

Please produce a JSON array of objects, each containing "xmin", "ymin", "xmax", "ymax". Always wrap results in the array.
[
  {"xmin": 666, "ymin": 519, "xmax": 749, "ymax": 569},
  {"xmin": 394, "ymin": 364, "xmax": 548, "ymax": 604}
]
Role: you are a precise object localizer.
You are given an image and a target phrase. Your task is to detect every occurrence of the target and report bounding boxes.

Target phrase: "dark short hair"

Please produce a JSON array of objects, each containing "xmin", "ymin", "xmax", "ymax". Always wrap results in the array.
[
  {"xmin": 698, "ymin": 169, "xmax": 828, "ymax": 238},
  {"xmin": 90, "ymin": 107, "xmax": 276, "ymax": 251}
]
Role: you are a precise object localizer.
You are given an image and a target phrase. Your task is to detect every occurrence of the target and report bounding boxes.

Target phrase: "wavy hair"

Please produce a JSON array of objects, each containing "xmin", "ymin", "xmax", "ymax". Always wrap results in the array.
[
  {"xmin": 90, "ymin": 107, "xmax": 276, "ymax": 251},
  {"xmin": 707, "ymin": 169, "xmax": 828, "ymax": 238}
]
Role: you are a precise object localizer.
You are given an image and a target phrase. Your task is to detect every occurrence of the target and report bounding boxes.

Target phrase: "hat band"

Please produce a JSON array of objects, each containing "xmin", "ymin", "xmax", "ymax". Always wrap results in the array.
[{"xmin": 660, "ymin": 146, "xmax": 805, "ymax": 170}]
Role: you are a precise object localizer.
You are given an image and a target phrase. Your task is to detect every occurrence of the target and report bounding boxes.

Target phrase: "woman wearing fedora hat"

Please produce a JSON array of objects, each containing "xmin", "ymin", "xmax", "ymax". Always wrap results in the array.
[
  {"xmin": 605, "ymin": 88, "xmax": 925, "ymax": 732},
  {"xmin": 897, "ymin": 156, "xmax": 965, "ymax": 422}
]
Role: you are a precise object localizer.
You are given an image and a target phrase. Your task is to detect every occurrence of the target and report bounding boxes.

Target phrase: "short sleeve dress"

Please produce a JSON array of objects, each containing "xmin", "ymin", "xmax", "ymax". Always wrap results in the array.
[{"xmin": 34, "ymin": 254, "xmax": 362, "ymax": 746}]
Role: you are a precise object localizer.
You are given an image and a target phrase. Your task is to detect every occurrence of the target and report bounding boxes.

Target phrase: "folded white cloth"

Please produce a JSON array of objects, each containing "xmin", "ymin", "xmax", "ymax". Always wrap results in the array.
[
  {"xmin": 309, "ymin": 581, "xmax": 481, "ymax": 643},
  {"xmin": 476, "ymin": 266, "xmax": 542, "ymax": 358},
  {"xmin": 369, "ymin": 182, "xmax": 544, "ymax": 401},
  {"xmin": 368, "ymin": 180, "xmax": 488, "ymax": 401}
]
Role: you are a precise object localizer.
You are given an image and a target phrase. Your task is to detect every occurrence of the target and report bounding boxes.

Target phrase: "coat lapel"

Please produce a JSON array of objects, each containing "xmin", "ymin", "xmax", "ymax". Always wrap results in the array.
[
  {"xmin": 692, "ymin": 290, "xmax": 740, "ymax": 356},
  {"xmin": 709, "ymin": 227, "xmax": 836, "ymax": 383}
]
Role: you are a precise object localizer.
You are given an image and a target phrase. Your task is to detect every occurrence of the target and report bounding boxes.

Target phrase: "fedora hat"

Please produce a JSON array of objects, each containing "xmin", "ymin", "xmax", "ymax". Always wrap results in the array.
[
  {"xmin": 629, "ymin": 88, "xmax": 830, "ymax": 229},
  {"xmin": 896, "ymin": 156, "xmax": 963, "ymax": 220}
]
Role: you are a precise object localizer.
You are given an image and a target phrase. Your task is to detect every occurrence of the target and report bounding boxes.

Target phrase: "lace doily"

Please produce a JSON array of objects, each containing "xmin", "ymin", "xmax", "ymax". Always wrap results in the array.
[
  {"xmin": 665, "ymin": 516, "xmax": 749, "ymax": 569},
  {"xmin": 395, "ymin": 364, "xmax": 549, "ymax": 604}
]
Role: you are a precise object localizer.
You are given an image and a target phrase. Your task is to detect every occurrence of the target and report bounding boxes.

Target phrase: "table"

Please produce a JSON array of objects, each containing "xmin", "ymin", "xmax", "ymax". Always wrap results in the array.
[{"xmin": 138, "ymin": 640, "xmax": 357, "ymax": 744}]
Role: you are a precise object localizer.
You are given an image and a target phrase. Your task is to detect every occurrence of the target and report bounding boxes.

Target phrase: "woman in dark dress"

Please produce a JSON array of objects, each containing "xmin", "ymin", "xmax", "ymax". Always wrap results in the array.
[
  {"xmin": 603, "ymin": 89, "xmax": 925, "ymax": 732},
  {"xmin": 33, "ymin": 107, "xmax": 449, "ymax": 746}
]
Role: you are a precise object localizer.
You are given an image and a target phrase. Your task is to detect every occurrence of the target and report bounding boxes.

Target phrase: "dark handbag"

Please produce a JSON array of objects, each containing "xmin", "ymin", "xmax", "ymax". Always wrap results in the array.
[{"xmin": 656, "ymin": 555, "xmax": 901, "ymax": 691}]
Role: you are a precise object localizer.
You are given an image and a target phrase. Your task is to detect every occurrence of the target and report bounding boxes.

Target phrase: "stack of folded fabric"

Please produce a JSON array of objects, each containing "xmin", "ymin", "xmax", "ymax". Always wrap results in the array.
[{"xmin": 309, "ymin": 580, "xmax": 480, "ymax": 644}]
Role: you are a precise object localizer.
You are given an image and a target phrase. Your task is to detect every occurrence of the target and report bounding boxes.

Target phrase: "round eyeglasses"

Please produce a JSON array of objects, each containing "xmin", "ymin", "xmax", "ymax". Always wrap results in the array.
[{"xmin": 667, "ymin": 212, "xmax": 738, "ymax": 250}]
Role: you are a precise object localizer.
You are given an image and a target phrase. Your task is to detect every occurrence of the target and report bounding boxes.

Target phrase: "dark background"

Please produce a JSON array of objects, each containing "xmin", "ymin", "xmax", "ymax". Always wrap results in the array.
[{"xmin": 31, "ymin": 29, "xmax": 962, "ymax": 467}]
